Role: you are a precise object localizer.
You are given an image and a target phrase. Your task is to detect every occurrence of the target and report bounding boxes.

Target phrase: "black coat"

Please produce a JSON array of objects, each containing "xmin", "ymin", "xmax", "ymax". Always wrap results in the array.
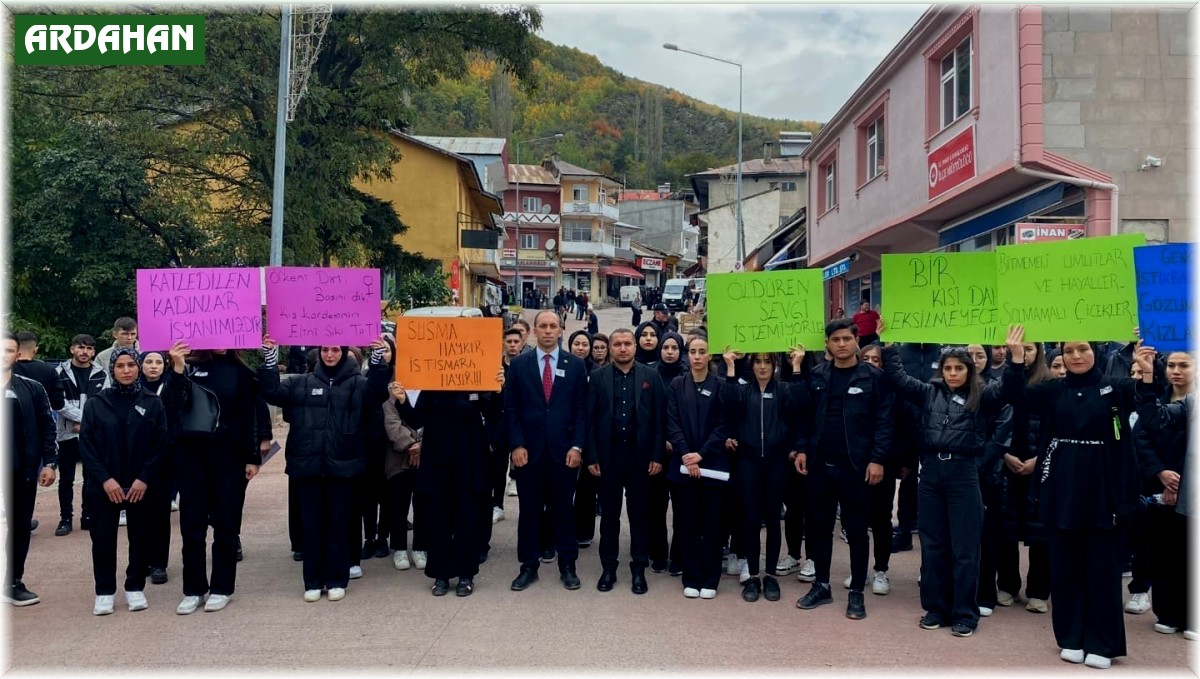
[
  {"xmin": 584, "ymin": 362, "xmax": 667, "ymax": 470},
  {"xmin": 666, "ymin": 372, "xmax": 729, "ymax": 484},
  {"xmin": 14, "ymin": 359, "xmax": 65, "ymax": 411},
  {"xmin": 722, "ymin": 375, "xmax": 807, "ymax": 460},
  {"xmin": 258, "ymin": 356, "xmax": 390, "ymax": 479},
  {"xmin": 398, "ymin": 390, "xmax": 500, "ymax": 496},
  {"xmin": 176, "ymin": 356, "xmax": 264, "ymax": 465},
  {"xmin": 8, "ymin": 374, "xmax": 58, "ymax": 483},
  {"xmin": 795, "ymin": 361, "xmax": 894, "ymax": 472},
  {"xmin": 78, "ymin": 388, "xmax": 168, "ymax": 491}
]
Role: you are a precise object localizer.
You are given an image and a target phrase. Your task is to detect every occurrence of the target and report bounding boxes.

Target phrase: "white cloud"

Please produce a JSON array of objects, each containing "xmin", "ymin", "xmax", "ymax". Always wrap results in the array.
[{"xmin": 537, "ymin": 3, "xmax": 929, "ymax": 122}]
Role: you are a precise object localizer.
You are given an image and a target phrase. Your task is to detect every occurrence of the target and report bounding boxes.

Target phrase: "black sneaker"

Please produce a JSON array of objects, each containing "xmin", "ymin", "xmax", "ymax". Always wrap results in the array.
[
  {"xmin": 432, "ymin": 579, "xmax": 450, "ymax": 596},
  {"xmin": 763, "ymin": 575, "xmax": 781, "ymax": 601},
  {"xmin": 54, "ymin": 520, "xmax": 71, "ymax": 537},
  {"xmin": 292, "ymin": 551, "xmax": 303, "ymax": 562},
  {"xmin": 30, "ymin": 519, "xmax": 38, "ymax": 533},
  {"xmin": 651, "ymin": 561, "xmax": 667, "ymax": 574},
  {"xmin": 80, "ymin": 517, "xmax": 91, "ymax": 531},
  {"xmin": 741, "ymin": 576, "xmax": 761, "ymax": 602},
  {"xmin": 361, "ymin": 541, "xmax": 375, "ymax": 560},
  {"xmin": 847, "ymin": 590, "xmax": 866, "ymax": 619},
  {"xmin": 4, "ymin": 582, "xmax": 40, "ymax": 607},
  {"xmin": 149, "ymin": 568, "xmax": 168, "ymax": 585},
  {"xmin": 951, "ymin": 622, "xmax": 974, "ymax": 637},
  {"xmin": 891, "ymin": 530, "xmax": 913, "ymax": 553},
  {"xmin": 540, "ymin": 549, "xmax": 556, "ymax": 563},
  {"xmin": 797, "ymin": 583, "xmax": 833, "ymax": 609},
  {"xmin": 919, "ymin": 612, "xmax": 944, "ymax": 630},
  {"xmin": 374, "ymin": 540, "xmax": 391, "ymax": 559},
  {"xmin": 455, "ymin": 577, "xmax": 474, "ymax": 597}
]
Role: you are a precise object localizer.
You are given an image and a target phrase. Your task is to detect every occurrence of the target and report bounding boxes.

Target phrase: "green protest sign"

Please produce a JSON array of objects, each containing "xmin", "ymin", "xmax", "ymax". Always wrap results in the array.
[
  {"xmin": 996, "ymin": 233, "xmax": 1145, "ymax": 342},
  {"xmin": 707, "ymin": 269, "xmax": 825, "ymax": 353},
  {"xmin": 881, "ymin": 252, "xmax": 1000, "ymax": 344}
]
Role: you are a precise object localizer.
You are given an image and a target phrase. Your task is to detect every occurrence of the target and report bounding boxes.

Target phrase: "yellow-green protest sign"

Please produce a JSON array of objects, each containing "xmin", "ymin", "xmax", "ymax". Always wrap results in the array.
[
  {"xmin": 881, "ymin": 252, "xmax": 1000, "ymax": 344},
  {"xmin": 996, "ymin": 233, "xmax": 1144, "ymax": 342},
  {"xmin": 707, "ymin": 269, "xmax": 825, "ymax": 353}
]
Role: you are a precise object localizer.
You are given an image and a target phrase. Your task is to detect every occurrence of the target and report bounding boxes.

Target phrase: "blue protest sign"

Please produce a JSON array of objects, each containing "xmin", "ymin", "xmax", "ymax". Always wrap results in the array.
[{"xmin": 1134, "ymin": 243, "xmax": 1192, "ymax": 352}]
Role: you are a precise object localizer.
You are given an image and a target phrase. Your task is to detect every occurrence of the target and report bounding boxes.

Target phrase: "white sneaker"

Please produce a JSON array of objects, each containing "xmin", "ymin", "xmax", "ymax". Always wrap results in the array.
[
  {"xmin": 506, "ymin": 480, "xmax": 518, "ymax": 497},
  {"xmin": 699, "ymin": 588, "xmax": 717, "ymax": 599},
  {"xmin": 979, "ymin": 606, "xmax": 994, "ymax": 617},
  {"xmin": 1183, "ymin": 629, "xmax": 1199, "ymax": 641},
  {"xmin": 304, "ymin": 589, "xmax": 321, "ymax": 602},
  {"xmin": 413, "ymin": 551, "xmax": 427, "ymax": 570},
  {"xmin": 1155, "ymin": 622, "xmax": 1180, "ymax": 634},
  {"xmin": 204, "ymin": 594, "xmax": 230, "ymax": 612},
  {"xmin": 93, "ymin": 594, "xmax": 115, "ymax": 616},
  {"xmin": 1083, "ymin": 654, "xmax": 1111, "ymax": 669},
  {"xmin": 170, "ymin": 500, "xmax": 179, "ymax": 512},
  {"xmin": 176, "ymin": 595, "xmax": 201, "ymax": 615},
  {"xmin": 394, "ymin": 551, "xmax": 411, "ymax": 570},
  {"xmin": 327, "ymin": 587, "xmax": 346, "ymax": 601},
  {"xmin": 118, "ymin": 510, "xmax": 127, "ymax": 527},
  {"xmin": 871, "ymin": 570, "xmax": 890, "ymax": 595},
  {"xmin": 125, "ymin": 591, "xmax": 148, "ymax": 612},
  {"xmin": 683, "ymin": 587, "xmax": 700, "ymax": 598},
  {"xmin": 1026, "ymin": 597, "xmax": 1049, "ymax": 613},
  {"xmin": 797, "ymin": 559, "xmax": 816, "ymax": 582},
  {"xmin": 775, "ymin": 555, "xmax": 800, "ymax": 575},
  {"xmin": 1125, "ymin": 592, "xmax": 1151, "ymax": 614},
  {"xmin": 725, "ymin": 553, "xmax": 740, "ymax": 576},
  {"xmin": 1060, "ymin": 648, "xmax": 1085, "ymax": 664},
  {"xmin": 843, "ymin": 575, "xmax": 852, "ymax": 589},
  {"xmin": 349, "ymin": 565, "xmax": 363, "ymax": 579},
  {"xmin": 737, "ymin": 559, "xmax": 750, "ymax": 584},
  {"xmin": 492, "ymin": 507, "xmax": 505, "ymax": 524}
]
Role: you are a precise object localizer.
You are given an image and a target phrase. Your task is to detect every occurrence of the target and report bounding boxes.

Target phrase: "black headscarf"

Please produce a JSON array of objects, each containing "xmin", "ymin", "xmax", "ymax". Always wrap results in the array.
[
  {"xmin": 137, "ymin": 350, "xmax": 170, "ymax": 391},
  {"xmin": 656, "ymin": 332, "xmax": 686, "ymax": 383},
  {"xmin": 567, "ymin": 330, "xmax": 594, "ymax": 372},
  {"xmin": 108, "ymin": 347, "xmax": 143, "ymax": 395},
  {"xmin": 635, "ymin": 321, "xmax": 660, "ymax": 365},
  {"xmin": 1061, "ymin": 342, "xmax": 1104, "ymax": 388}
]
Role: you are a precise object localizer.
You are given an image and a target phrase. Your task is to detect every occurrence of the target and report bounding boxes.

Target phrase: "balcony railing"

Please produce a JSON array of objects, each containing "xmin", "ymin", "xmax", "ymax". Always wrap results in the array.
[
  {"xmin": 560, "ymin": 241, "xmax": 617, "ymax": 258},
  {"xmin": 504, "ymin": 211, "xmax": 560, "ymax": 226},
  {"xmin": 561, "ymin": 201, "xmax": 619, "ymax": 221}
]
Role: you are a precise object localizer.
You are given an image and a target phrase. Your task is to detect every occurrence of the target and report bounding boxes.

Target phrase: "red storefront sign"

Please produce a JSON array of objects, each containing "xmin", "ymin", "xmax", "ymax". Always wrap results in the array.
[
  {"xmin": 928, "ymin": 127, "xmax": 976, "ymax": 200},
  {"xmin": 1015, "ymin": 223, "xmax": 1086, "ymax": 243},
  {"xmin": 450, "ymin": 257, "xmax": 461, "ymax": 304},
  {"xmin": 637, "ymin": 256, "xmax": 663, "ymax": 271}
]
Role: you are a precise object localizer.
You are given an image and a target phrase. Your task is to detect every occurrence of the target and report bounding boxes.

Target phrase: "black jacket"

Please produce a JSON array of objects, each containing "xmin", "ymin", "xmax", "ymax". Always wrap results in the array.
[
  {"xmin": 176, "ymin": 357, "xmax": 264, "ymax": 465},
  {"xmin": 795, "ymin": 360, "xmax": 894, "ymax": 471},
  {"xmin": 398, "ymin": 390, "xmax": 501, "ymax": 496},
  {"xmin": 55, "ymin": 361, "xmax": 106, "ymax": 440},
  {"xmin": 78, "ymin": 388, "xmax": 168, "ymax": 491},
  {"xmin": 584, "ymin": 362, "xmax": 667, "ymax": 469},
  {"xmin": 666, "ymin": 371, "xmax": 729, "ymax": 484},
  {"xmin": 258, "ymin": 356, "xmax": 390, "ymax": 479},
  {"xmin": 722, "ymin": 374, "xmax": 807, "ymax": 460},
  {"xmin": 8, "ymin": 374, "xmax": 58, "ymax": 483},
  {"xmin": 1135, "ymin": 393, "xmax": 1190, "ymax": 492},
  {"xmin": 14, "ymin": 359, "xmax": 65, "ymax": 411}
]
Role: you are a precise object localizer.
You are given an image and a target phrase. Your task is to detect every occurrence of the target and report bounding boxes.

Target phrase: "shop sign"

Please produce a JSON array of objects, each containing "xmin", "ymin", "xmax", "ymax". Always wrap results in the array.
[
  {"xmin": 1015, "ymin": 223, "xmax": 1085, "ymax": 244},
  {"xmin": 637, "ymin": 256, "xmax": 663, "ymax": 271},
  {"xmin": 928, "ymin": 126, "xmax": 976, "ymax": 200}
]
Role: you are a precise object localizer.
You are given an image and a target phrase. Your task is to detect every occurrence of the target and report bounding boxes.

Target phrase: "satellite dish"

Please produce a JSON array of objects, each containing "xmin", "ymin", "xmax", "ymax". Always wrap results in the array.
[
  {"xmin": 545, "ymin": 239, "xmax": 557, "ymax": 251},
  {"xmin": 540, "ymin": 205, "xmax": 551, "ymax": 214}
]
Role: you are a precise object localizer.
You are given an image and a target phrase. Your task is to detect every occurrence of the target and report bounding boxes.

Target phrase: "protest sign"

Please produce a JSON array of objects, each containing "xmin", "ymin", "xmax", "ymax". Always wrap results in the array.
[
  {"xmin": 996, "ymin": 233, "xmax": 1145, "ymax": 342},
  {"xmin": 265, "ymin": 267, "xmax": 381, "ymax": 345},
  {"xmin": 1133, "ymin": 243, "xmax": 1192, "ymax": 352},
  {"xmin": 394, "ymin": 317, "xmax": 503, "ymax": 391},
  {"xmin": 881, "ymin": 252, "xmax": 1000, "ymax": 344},
  {"xmin": 136, "ymin": 268, "xmax": 262, "ymax": 351},
  {"xmin": 707, "ymin": 269, "xmax": 825, "ymax": 353}
]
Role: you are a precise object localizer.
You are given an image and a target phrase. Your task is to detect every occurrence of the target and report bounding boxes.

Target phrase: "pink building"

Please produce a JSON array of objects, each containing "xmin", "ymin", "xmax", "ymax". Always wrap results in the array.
[{"xmin": 803, "ymin": 5, "xmax": 1189, "ymax": 314}]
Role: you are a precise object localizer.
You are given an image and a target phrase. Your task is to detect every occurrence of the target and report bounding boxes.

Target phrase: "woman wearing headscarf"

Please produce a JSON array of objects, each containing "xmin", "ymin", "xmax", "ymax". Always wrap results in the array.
[
  {"xmin": 648, "ymin": 331, "xmax": 686, "ymax": 573},
  {"xmin": 568, "ymin": 329, "xmax": 601, "ymax": 548},
  {"xmin": 258, "ymin": 336, "xmax": 391, "ymax": 603},
  {"xmin": 78, "ymin": 347, "xmax": 169, "ymax": 615},
  {"xmin": 1003, "ymin": 327, "xmax": 1158, "ymax": 668},
  {"xmin": 634, "ymin": 322, "xmax": 659, "ymax": 365},
  {"xmin": 568, "ymin": 330, "xmax": 594, "ymax": 373}
]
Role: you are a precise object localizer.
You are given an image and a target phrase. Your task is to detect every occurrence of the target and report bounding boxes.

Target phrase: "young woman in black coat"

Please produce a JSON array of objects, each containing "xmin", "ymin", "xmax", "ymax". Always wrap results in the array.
[
  {"xmin": 634, "ymin": 322, "xmax": 659, "ymax": 365},
  {"xmin": 78, "ymin": 348, "xmax": 169, "ymax": 615},
  {"xmin": 137, "ymin": 347, "xmax": 186, "ymax": 587},
  {"xmin": 258, "ymin": 336, "xmax": 390, "ymax": 603},
  {"xmin": 648, "ymin": 331, "xmax": 686, "ymax": 574},
  {"xmin": 356, "ymin": 336, "xmax": 397, "ymax": 567},
  {"xmin": 1003, "ymin": 326, "xmax": 1159, "ymax": 668}
]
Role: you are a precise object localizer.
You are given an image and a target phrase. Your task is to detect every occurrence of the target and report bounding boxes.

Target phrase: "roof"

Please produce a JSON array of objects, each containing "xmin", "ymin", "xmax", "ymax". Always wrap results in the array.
[
  {"xmin": 388, "ymin": 130, "xmax": 503, "ymax": 215},
  {"xmin": 689, "ymin": 156, "xmax": 809, "ymax": 178},
  {"xmin": 549, "ymin": 158, "xmax": 622, "ymax": 186},
  {"xmin": 507, "ymin": 163, "xmax": 558, "ymax": 186},
  {"xmin": 411, "ymin": 136, "xmax": 507, "ymax": 156}
]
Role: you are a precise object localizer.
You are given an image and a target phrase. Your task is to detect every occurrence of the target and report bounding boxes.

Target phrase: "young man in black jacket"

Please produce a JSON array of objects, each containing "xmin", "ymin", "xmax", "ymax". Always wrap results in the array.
[
  {"xmin": 14, "ymin": 332, "xmax": 65, "ymax": 411},
  {"xmin": 891, "ymin": 342, "xmax": 942, "ymax": 552},
  {"xmin": 793, "ymin": 319, "xmax": 894, "ymax": 620},
  {"xmin": 2, "ymin": 333, "xmax": 58, "ymax": 606},
  {"xmin": 54, "ymin": 334, "xmax": 107, "ymax": 536}
]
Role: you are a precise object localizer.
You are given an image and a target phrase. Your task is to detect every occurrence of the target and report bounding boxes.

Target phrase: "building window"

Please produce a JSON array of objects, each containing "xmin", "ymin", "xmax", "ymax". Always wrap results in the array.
[
  {"xmin": 780, "ymin": 181, "xmax": 797, "ymax": 192},
  {"xmin": 823, "ymin": 160, "xmax": 837, "ymax": 212},
  {"xmin": 564, "ymin": 222, "xmax": 593, "ymax": 242},
  {"xmin": 521, "ymin": 233, "xmax": 538, "ymax": 250},
  {"xmin": 572, "ymin": 184, "xmax": 588, "ymax": 202},
  {"xmin": 522, "ymin": 196, "xmax": 542, "ymax": 213},
  {"xmin": 939, "ymin": 36, "xmax": 972, "ymax": 129},
  {"xmin": 866, "ymin": 117, "xmax": 885, "ymax": 180}
]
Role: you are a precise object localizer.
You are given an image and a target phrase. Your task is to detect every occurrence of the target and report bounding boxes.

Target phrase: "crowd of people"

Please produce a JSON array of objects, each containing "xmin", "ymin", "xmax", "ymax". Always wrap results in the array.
[{"xmin": 3, "ymin": 307, "xmax": 1193, "ymax": 670}]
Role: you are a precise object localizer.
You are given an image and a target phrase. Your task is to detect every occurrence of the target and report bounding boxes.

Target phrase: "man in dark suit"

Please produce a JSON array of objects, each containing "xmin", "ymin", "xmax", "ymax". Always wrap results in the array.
[
  {"xmin": 584, "ymin": 328, "xmax": 667, "ymax": 594},
  {"xmin": 504, "ymin": 310, "xmax": 589, "ymax": 591}
]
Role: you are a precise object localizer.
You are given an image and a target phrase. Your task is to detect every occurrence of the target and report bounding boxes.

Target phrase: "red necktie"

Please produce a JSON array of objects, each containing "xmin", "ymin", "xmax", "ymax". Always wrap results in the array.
[{"xmin": 542, "ymin": 354, "xmax": 553, "ymax": 402}]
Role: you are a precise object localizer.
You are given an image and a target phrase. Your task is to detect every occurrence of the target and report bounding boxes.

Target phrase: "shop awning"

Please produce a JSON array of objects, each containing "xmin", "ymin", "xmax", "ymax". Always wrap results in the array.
[
  {"xmin": 470, "ymin": 261, "xmax": 501, "ymax": 279},
  {"xmin": 600, "ymin": 265, "xmax": 645, "ymax": 280},
  {"xmin": 938, "ymin": 183, "xmax": 1066, "ymax": 247},
  {"xmin": 499, "ymin": 269, "xmax": 554, "ymax": 278},
  {"xmin": 561, "ymin": 260, "xmax": 598, "ymax": 272}
]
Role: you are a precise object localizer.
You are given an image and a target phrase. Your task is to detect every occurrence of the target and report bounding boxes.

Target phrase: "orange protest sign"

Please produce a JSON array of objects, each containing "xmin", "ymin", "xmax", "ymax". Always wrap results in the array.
[{"xmin": 394, "ymin": 317, "xmax": 503, "ymax": 392}]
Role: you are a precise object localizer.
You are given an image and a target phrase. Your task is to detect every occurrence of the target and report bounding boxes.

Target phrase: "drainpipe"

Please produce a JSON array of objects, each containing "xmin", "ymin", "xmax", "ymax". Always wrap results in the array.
[{"xmin": 1012, "ymin": 164, "xmax": 1119, "ymax": 236}]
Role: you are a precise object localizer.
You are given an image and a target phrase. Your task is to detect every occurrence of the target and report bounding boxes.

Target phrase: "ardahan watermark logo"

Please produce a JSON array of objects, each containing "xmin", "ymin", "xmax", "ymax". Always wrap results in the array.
[{"xmin": 14, "ymin": 15, "xmax": 205, "ymax": 66}]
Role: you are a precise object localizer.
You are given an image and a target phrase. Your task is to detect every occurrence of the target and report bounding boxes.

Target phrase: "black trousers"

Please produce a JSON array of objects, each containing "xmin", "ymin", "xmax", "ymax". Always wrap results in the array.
[
  {"xmin": 977, "ymin": 482, "xmax": 1002, "ymax": 607},
  {"xmin": 88, "ymin": 493, "xmax": 149, "ymax": 595},
  {"xmin": 423, "ymin": 470, "xmax": 487, "ymax": 581},
  {"xmin": 574, "ymin": 468, "xmax": 599, "ymax": 543},
  {"xmin": 288, "ymin": 474, "xmax": 303, "ymax": 553},
  {"xmin": 360, "ymin": 454, "xmax": 391, "ymax": 546},
  {"xmin": 723, "ymin": 483, "xmax": 742, "ymax": 557},
  {"xmin": 597, "ymin": 460, "xmax": 651, "ymax": 570},
  {"xmin": 177, "ymin": 441, "xmax": 246, "ymax": 597},
  {"xmin": 896, "ymin": 462, "xmax": 918, "ymax": 531},
  {"xmin": 737, "ymin": 454, "xmax": 788, "ymax": 578},
  {"xmin": 1149, "ymin": 506, "xmax": 1189, "ymax": 629},
  {"xmin": 56, "ymin": 438, "xmax": 90, "ymax": 523},
  {"xmin": 675, "ymin": 479, "xmax": 724, "ymax": 590},
  {"xmin": 647, "ymin": 472, "xmax": 680, "ymax": 567},
  {"xmin": 1125, "ymin": 504, "xmax": 1153, "ymax": 594},
  {"xmin": 491, "ymin": 449, "xmax": 509, "ymax": 510},
  {"xmin": 783, "ymin": 467, "xmax": 808, "ymax": 560},
  {"xmin": 868, "ymin": 473, "xmax": 895, "ymax": 572},
  {"xmin": 296, "ymin": 477, "xmax": 352, "ymax": 590},
  {"xmin": 1046, "ymin": 524, "xmax": 1126, "ymax": 658},
  {"xmin": 348, "ymin": 476, "xmax": 365, "ymax": 568},
  {"xmin": 918, "ymin": 455, "xmax": 983, "ymax": 627},
  {"xmin": 387, "ymin": 471, "xmax": 426, "ymax": 552},
  {"xmin": 145, "ymin": 454, "xmax": 174, "ymax": 570},
  {"xmin": 997, "ymin": 540, "xmax": 1051, "ymax": 600},
  {"xmin": 5, "ymin": 478, "xmax": 36, "ymax": 586},
  {"xmin": 513, "ymin": 454, "xmax": 578, "ymax": 570},
  {"xmin": 808, "ymin": 461, "xmax": 869, "ymax": 587}
]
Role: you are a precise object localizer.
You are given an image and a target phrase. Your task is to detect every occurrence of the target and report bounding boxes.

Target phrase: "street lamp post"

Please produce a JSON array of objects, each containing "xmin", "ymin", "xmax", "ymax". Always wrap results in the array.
[
  {"xmin": 513, "ymin": 133, "xmax": 563, "ymax": 305},
  {"xmin": 663, "ymin": 43, "xmax": 744, "ymax": 269}
]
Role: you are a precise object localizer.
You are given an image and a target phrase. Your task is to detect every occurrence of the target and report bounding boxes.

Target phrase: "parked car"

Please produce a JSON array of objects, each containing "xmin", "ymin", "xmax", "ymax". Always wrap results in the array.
[
  {"xmin": 619, "ymin": 285, "xmax": 642, "ymax": 308},
  {"xmin": 661, "ymin": 278, "xmax": 694, "ymax": 312}
]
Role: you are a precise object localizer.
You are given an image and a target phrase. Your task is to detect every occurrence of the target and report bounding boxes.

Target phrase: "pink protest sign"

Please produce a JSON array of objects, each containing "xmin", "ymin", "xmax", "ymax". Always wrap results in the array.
[
  {"xmin": 265, "ymin": 267, "xmax": 382, "ymax": 346},
  {"xmin": 136, "ymin": 268, "xmax": 263, "ymax": 351}
]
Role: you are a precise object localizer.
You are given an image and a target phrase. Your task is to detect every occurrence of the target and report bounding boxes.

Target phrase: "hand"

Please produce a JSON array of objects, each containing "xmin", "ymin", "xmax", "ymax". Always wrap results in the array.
[
  {"xmin": 1005, "ymin": 325, "xmax": 1025, "ymax": 363},
  {"xmin": 876, "ymin": 316, "xmax": 887, "ymax": 337},
  {"xmin": 722, "ymin": 346, "xmax": 740, "ymax": 370},
  {"xmin": 686, "ymin": 463, "xmax": 700, "ymax": 479},
  {"xmin": 103, "ymin": 478, "xmax": 124, "ymax": 504},
  {"xmin": 566, "ymin": 449, "xmax": 581, "ymax": 469},
  {"xmin": 648, "ymin": 462, "xmax": 663, "ymax": 476},
  {"xmin": 368, "ymin": 335, "xmax": 388, "ymax": 352},
  {"xmin": 588, "ymin": 463, "xmax": 601, "ymax": 477},
  {"xmin": 1004, "ymin": 453, "xmax": 1024, "ymax": 474},
  {"xmin": 511, "ymin": 446, "xmax": 528, "ymax": 468},
  {"xmin": 260, "ymin": 440, "xmax": 271, "ymax": 455},
  {"xmin": 169, "ymin": 341, "xmax": 190, "ymax": 373},
  {"xmin": 794, "ymin": 452, "xmax": 808, "ymax": 475},
  {"xmin": 262, "ymin": 334, "xmax": 277, "ymax": 351},
  {"xmin": 390, "ymin": 382, "xmax": 407, "ymax": 404},
  {"xmin": 72, "ymin": 422, "xmax": 81, "ymax": 434},
  {"xmin": 38, "ymin": 466, "xmax": 56, "ymax": 487},
  {"xmin": 789, "ymin": 345, "xmax": 806, "ymax": 371},
  {"xmin": 865, "ymin": 462, "xmax": 884, "ymax": 485},
  {"xmin": 1163, "ymin": 487, "xmax": 1178, "ymax": 506},
  {"xmin": 1019, "ymin": 458, "xmax": 1037, "ymax": 476},
  {"xmin": 408, "ymin": 442, "xmax": 421, "ymax": 468},
  {"xmin": 725, "ymin": 438, "xmax": 738, "ymax": 451},
  {"xmin": 1158, "ymin": 469, "xmax": 1181, "ymax": 493},
  {"xmin": 495, "ymin": 369, "xmax": 506, "ymax": 388},
  {"xmin": 681, "ymin": 452, "xmax": 702, "ymax": 466},
  {"xmin": 127, "ymin": 479, "xmax": 148, "ymax": 502},
  {"xmin": 1133, "ymin": 342, "xmax": 1156, "ymax": 380},
  {"xmin": 246, "ymin": 464, "xmax": 259, "ymax": 481},
  {"xmin": 665, "ymin": 441, "xmax": 673, "ymax": 453}
]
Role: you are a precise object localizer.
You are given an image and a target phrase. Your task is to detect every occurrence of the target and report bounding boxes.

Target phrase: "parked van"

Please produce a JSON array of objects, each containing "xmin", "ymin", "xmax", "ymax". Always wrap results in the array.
[
  {"xmin": 662, "ymin": 278, "xmax": 694, "ymax": 311},
  {"xmin": 619, "ymin": 285, "xmax": 642, "ymax": 308}
]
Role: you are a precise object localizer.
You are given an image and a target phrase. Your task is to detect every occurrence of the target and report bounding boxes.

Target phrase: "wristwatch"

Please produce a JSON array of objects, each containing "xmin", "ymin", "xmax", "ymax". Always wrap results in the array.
[{"xmin": 44, "ymin": 462, "xmax": 58, "ymax": 471}]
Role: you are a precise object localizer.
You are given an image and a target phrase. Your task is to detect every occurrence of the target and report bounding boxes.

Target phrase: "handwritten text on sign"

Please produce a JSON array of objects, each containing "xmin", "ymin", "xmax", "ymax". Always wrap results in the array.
[
  {"xmin": 136, "ymin": 268, "xmax": 262, "ymax": 351},
  {"xmin": 707, "ymin": 269, "xmax": 825, "ymax": 353},
  {"xmin": 1133, "ymin": 243, "xmax": 1192, "ymax": 352},
  {"xmin": 265, "ymin": 267, "xmax": 381, "ymax": 345},
  {"xmin": 995, "ymin": 233, "xmax": 1145, "ymax": 342},
  {"xmin": 881, "ymin": 253, "xmax": 1000, "ymax": 344},
  {"xmin": 394, "ymin": 317, "xmax": 502, "ymax": 391}
]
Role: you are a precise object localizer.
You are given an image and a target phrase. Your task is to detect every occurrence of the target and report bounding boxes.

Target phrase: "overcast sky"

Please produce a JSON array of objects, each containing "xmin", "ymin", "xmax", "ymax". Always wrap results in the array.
[{"xmin": 537, "ymin": 3, "xmax": 929, "ymax": 123}]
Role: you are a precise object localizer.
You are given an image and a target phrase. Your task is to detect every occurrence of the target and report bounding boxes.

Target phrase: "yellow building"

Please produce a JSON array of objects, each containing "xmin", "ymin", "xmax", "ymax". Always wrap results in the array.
[{"xmin": 354, "ymin": 131, "xmax": 504, "ymax": 308}]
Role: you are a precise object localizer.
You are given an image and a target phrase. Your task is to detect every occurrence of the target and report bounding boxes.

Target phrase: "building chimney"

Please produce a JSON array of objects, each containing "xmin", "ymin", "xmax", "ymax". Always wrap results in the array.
[{"xmin": 763, "ymin": 141, "xmax": 774, "ymax": 164}]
